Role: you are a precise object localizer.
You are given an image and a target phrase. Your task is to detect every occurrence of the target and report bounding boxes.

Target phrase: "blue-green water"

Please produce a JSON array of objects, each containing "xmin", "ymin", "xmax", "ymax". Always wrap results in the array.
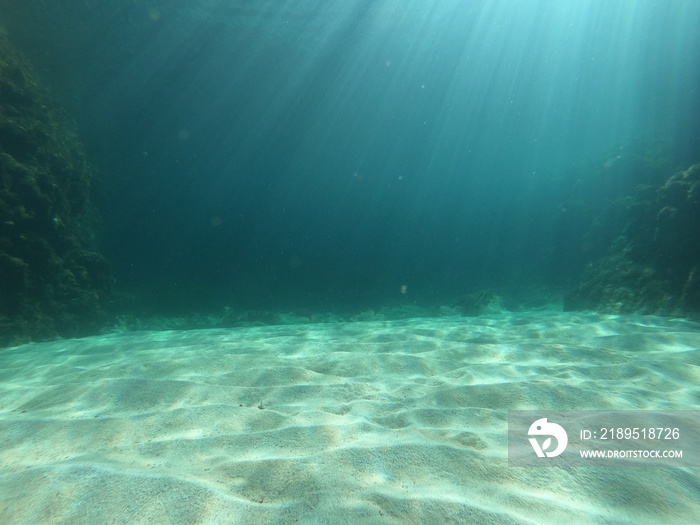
[{"xmin": 3, "ymin": 0, "xmax": 698, "ymax": 315}]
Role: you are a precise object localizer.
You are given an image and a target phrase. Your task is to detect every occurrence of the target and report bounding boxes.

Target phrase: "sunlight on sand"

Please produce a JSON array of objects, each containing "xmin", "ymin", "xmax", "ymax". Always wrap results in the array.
[{"xmin": 1, "ymin": 311, "xmax": 699, "ymax": 524}]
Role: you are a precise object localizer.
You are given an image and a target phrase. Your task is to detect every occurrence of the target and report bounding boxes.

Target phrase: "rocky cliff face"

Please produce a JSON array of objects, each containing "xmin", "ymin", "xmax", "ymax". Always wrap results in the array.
[
  {"xmin": 564, "ymin": 163, "xmax": 700, "ymax": 317},
  {"xmin": 0, "ymin": 36, "xmax": 111, "ymax": 346}
]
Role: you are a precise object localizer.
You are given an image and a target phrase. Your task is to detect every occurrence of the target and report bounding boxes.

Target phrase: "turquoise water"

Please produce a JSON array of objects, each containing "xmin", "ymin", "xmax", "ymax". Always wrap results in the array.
[{"xmin": 3, "ymin": 0, "xmax": 698, "ymax": 311}]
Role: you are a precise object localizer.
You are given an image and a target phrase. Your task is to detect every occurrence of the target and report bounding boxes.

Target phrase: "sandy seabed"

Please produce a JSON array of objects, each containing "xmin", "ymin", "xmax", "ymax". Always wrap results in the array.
[{"xmin": 1, "ymin": 311, "xmax": 699, "ymax": 524}]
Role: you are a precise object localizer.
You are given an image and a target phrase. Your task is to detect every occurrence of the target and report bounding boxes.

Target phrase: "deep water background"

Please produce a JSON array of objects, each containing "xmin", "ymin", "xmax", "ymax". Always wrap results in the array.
[{"xmin": 2, "ymin": 0, "xmax": 699, "ymax": 317}]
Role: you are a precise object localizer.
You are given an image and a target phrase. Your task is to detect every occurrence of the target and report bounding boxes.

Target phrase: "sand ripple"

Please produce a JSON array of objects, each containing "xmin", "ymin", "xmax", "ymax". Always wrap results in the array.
[{"xmin": 1, "ymin": 312, "xmax": 699, "ymax": 523}]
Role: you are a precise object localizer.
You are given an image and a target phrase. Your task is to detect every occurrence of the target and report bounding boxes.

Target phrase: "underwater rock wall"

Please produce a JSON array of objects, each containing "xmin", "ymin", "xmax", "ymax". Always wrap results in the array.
[
  {"xmin": 564, "ymin": 163, "xmax": 700, "ymax": 316},
  {"xmin": 0, "ymin": 36, "xmax": 111, "ymax": 346}
]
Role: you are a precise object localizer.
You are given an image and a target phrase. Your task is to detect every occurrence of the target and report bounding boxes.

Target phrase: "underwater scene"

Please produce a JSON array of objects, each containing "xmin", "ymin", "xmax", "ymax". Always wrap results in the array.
[{"xmin": 1, "ymin": 1, "xmax": 699, "ymax": 523}]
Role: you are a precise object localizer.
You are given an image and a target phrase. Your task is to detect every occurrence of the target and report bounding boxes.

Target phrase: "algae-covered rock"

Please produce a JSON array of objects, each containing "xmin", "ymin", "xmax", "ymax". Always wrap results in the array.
[
  {"xmin": 453, "ymin": 290, "xmax": 505, "ymax": 316},
  {"xmin": 564, "ymin": 164, "xmax": 700, "ymax": 316},
  {"xmin": 0, "ymin": 35, "xmax": 111, "ymax": 346}
]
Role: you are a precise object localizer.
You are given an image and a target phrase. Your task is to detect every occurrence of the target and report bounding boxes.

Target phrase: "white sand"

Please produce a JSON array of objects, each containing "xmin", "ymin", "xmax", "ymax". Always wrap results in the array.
[{"xmin": 1, "ymin": 311, "xmax": 699, "ymax": 524}]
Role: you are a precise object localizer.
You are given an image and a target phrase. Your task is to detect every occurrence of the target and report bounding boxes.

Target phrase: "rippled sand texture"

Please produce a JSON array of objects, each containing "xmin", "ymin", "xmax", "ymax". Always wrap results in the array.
[{"xmin": 1, "ymin": 312, "xmax": 699, "ymax": 524}]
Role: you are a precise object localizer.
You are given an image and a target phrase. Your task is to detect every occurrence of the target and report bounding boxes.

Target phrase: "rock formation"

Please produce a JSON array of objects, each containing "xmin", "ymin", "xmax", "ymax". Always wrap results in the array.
[{"xmin": 0, "ymin": 36, "xmax": 111, "ymax": 346}]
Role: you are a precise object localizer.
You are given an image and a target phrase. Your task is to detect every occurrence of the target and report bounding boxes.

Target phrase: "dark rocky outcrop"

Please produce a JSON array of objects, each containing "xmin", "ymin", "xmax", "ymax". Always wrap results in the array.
[
  {"xmin": 564, "ymin": 164, "xmax": 700, "ymax": 316},
  {"xmin": 0, "ymin": 36, "xmax": 112, "ymax": 346}
]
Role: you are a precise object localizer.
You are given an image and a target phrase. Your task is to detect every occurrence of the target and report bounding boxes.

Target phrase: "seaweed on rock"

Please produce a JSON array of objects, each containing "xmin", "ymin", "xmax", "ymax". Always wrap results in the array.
[
  {"xmin": 564, "ymin": 164, "xmax": 700, "ymax": 316},
  {"xmin": 0, "ymin": 35, "xmax": 111, "ymax": 346}
]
